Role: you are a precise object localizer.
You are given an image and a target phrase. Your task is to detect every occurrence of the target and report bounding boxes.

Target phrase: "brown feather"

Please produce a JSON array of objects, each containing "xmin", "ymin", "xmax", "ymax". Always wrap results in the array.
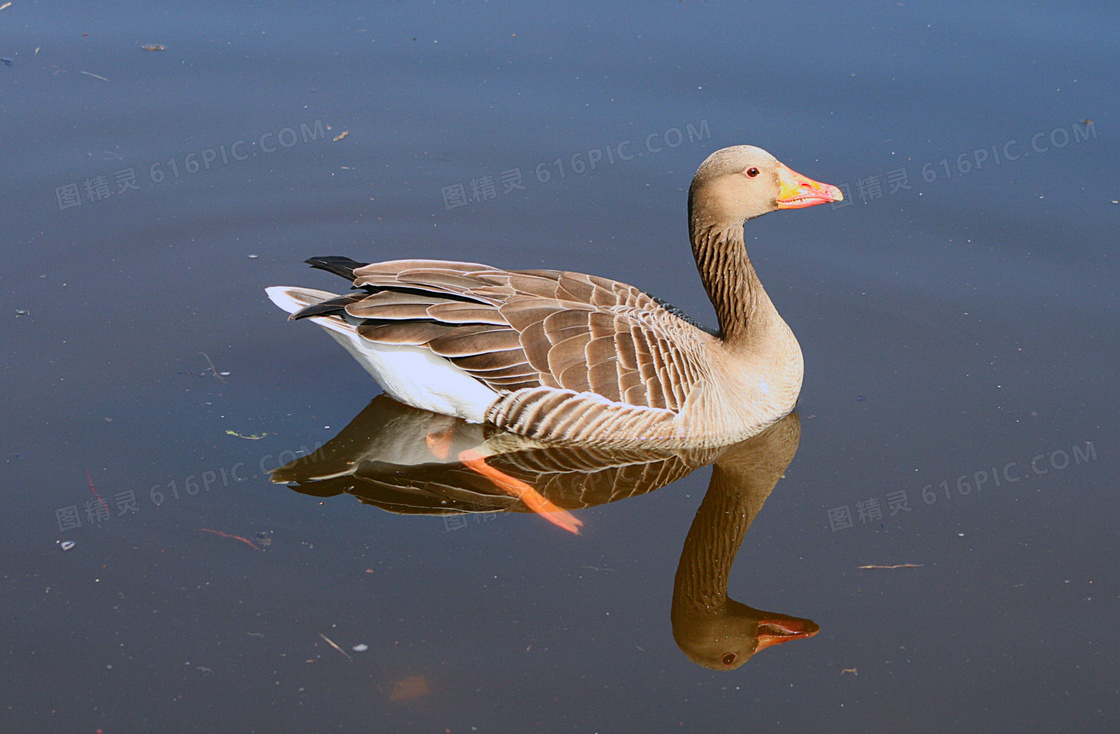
[
  {"xmin": 357, "ymin": 321, "xmax": 456, "ymax": 345},
  {"xmin": 507, "ymin": 272, "xmax": 566, "ymax": 299},
  {"xmin": 452, "ymin": 349, "xmax": 531, "ymax": 373},
  {"xmin": 393, "ymin": 270, "xmax": 494, "ymax": 292},
  {"xmin": 426, "ymin": 302, "xmax": 508, "ymax": 325},
  {"xmin": 614, "ymin": 327, "xmax": 639, "ymax": 372},
  {"xmin": 556, "ymin": 273, "xmax": 596, "ymax": 303},
  {"xmin": 557, "ymin": 361, "xmax": 592, "ymax": 393},
  {"xmin": 623, "ymin": 382, "xmax": 648, "ymax": 405},
  {"xmin": 349, "ymin": 302, "xmax": 438, "ymax": 321},
  {"xmin": 547, "ymin": 333, "xmax": 592, "ymax": 387},
  {"xmin": 429, "ymin": 327, "xmax": 521, "ymax": 357},
  {"xmin": 518, "ymin": 320, "xmax": 553, "ymax": 374},
  {"xmin": 587, "ymin": 355, "xmax": 622, "ymax": 402},
  {"xmin": 500, "ymin": 299, "xmax": 565, "ymax": 331},
  {"xmin": 354, "ymin": 259, "xmax": 490, "ymax": 279}
]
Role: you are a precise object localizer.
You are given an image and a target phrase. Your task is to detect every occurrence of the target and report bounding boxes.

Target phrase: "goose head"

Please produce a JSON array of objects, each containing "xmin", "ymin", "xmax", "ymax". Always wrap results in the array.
[
  {"xmin": 688, "ymin": 145, "xmax": 843, "ymax": 227},
  {"xmin": 673, "ymin": 600, "xmax": 820, "ymax": 671}
]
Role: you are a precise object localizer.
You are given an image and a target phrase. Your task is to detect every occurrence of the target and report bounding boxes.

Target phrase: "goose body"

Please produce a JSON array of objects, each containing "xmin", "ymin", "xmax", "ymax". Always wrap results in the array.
[{"xmin": 267, "ymin": 146, "xmax": 841, "ymax": 448}]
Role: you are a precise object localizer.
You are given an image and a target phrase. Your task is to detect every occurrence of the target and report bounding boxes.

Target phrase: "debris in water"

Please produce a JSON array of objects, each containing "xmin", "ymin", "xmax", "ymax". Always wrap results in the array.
[
  {"xmin": 141, "ymin": 44, "xmax": 165, "ymax": 52},
  {"xmin": 59, "ymin": 541, "xmax": 76, "ymax": 551},
  {"xmin": 857, "ymin": 564, "xmax": 923, "ymax": 570},
  {"xmin": 226, "ymin": 430, "xmax": 269, "ymax": 440},
  {"xmin": 200, "ymin": 528, "xmax": 262, "ymax": 551},
  {"xmin": 85, "ymin": 470, "xmax": 110, "ymax": 515},
  {"xmin": 79, "ymin": 70, "xmax": 109, "ymax": 81},
  {"xmin": 389, "ymin": 675, "xmax": 430, "ymax": 701},
  {"xmin": 200, "ymin": 352, "xmax": 225, "ymax": 382},
  {"xmin": 352, "ymin": 644, "xmax": 368, "ymax": 652},
  {"xmin": 333, "ymin": 130, "xmax": 349, "ymax": 142},
  {"xmin": 15, "ymin": 309, "xmax": 29, "ymax": 316},
  {"xmin": 319, "ymin": 633, "xmax": 352, "ymax": 662}
]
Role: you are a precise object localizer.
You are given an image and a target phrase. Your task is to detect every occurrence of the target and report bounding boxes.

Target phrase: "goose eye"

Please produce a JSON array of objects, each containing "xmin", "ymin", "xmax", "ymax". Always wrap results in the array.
[
  {"xmin": 722, "ymin": 653, "xmax": 737, "ymax": 666},
  {"xmin": 745, "ymin": 167, "xmax": 760, "ymax": 178}
]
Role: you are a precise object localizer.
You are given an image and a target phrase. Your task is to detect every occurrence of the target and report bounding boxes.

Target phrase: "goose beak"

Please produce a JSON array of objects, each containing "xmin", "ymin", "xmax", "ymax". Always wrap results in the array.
[
  {"xmin": 753, "ymin": 616, "xmax": 821, "ymax": 652},
  {"xmin": 775, "ymin": 163, "xmax": 843, "ymax": 209}
]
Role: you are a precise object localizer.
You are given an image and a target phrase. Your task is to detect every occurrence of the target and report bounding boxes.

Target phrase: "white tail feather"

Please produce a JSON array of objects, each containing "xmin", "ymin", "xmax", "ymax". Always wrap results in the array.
[
  {"xmin": 265, "ymin": 285, "xmax": 337, "ymax": 315},
  {"xmin": 264, "ymin": 286, "xmax": 497, "ymax": 422}
]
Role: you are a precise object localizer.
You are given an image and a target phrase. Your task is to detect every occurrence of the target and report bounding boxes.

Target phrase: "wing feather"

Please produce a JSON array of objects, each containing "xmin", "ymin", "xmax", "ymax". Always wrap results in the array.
[
  {"xmin": 426, "ymin": 302, "xmax": 509, "ymax": 325},
  {"xmin": 452, "ymin": 349, "xmax": 529, "ymax": 373},
  {"xmin": 324, "ymin": 259, "xmax": 710, "ymax": 409},
  {"xmin": 428, "ymin": 327, "xmax": 523, "ymax": 358}
]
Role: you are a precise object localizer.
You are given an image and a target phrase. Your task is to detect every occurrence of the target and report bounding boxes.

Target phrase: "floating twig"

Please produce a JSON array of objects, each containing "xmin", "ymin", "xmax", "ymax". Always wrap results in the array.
[
  {"xmin": 858, "ymin": 564, "xmax": 924, "ymax": 570},
  {"xmin": 84, "ymin": 469, "xmax": 109, "ymax": 514},
  {"xmin": 200, "ymin": 351, "xmax": 226, "ymax": 382},
  {"xmin": 79, "ymin": 70, "xmax": 109, "ymax": 81},
  {"xmin": 200, "ymin": 528, "xmax": 261, "ymax": 551},
  {"xmin": 319, "ymin": 633, "xmax": 352, "ymax": 662}
]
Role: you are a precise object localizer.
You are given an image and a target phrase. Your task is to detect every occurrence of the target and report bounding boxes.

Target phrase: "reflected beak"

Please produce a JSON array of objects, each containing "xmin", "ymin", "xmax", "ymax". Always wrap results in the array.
[
  {"xmin": 754, "ymin": 617, "xmax": 821, "ymax": 652},
  {"xmin": 775, "ymin": 163, "xmax": 843, "ymax": 209}
]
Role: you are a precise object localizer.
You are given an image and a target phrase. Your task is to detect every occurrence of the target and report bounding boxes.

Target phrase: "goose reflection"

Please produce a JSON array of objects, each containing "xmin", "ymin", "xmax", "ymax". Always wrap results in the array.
[{"xmin": 271, "ymin": 395, "xmax": 817, "ymax": 668}]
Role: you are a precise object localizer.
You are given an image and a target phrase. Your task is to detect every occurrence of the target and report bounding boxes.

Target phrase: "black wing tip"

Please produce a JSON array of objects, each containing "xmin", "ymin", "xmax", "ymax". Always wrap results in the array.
[
  {"xmin": 290, "ymin": 292, "xmax": 365, "ymax": 321},
  {"xmin": 304, "ymin": 256, "xmax": 369, "ymax": 281},
  {"xmin": 289, "ymin": 302, "xmax": 338, "ymax": 321}
]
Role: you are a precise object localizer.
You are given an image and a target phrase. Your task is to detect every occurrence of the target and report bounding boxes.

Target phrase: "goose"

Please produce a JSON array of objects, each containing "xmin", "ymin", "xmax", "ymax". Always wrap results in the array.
[
  {"xmin": 267, "ymin": 145, "xmax": 841, "ymax": 447},
  {"xmin": 272, "ymin": 396, "xmax": 817, "ymax": 668}
]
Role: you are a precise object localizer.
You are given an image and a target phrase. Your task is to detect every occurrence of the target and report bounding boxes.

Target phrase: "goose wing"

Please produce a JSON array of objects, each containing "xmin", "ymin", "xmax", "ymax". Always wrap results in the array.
[{"xmin": 299, "ymin": 259, "xmax": 714, "ymax": 412}]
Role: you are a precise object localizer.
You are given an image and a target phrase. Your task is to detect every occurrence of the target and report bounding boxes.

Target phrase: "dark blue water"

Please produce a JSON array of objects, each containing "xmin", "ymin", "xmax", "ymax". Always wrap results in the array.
[{"xmin": 4, "ymin": 2, "xmax": 1118, "ymax": 731}]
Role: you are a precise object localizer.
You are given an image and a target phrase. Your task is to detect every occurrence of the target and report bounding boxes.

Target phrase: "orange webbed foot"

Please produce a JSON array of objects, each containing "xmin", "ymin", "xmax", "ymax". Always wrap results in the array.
[{"xmin": 458, "ymin": 449, "xmax": 583, "ymax": 534}]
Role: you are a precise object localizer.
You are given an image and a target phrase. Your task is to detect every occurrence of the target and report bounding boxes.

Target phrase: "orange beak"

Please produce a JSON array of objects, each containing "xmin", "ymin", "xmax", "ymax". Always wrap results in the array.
[
  {"xmin": 775, "ymin": 163, "xmax": 843, "ymax": 209},
  {"xmin": 753, "ymin": 617, "xmax": 821, "ymax": 652}
]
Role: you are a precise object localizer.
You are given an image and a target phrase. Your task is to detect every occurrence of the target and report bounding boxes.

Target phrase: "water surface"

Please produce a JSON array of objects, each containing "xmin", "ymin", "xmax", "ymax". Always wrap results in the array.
[{"xmin": 3, "ymin": 2, "xmax": 1118, "ymax": 731}]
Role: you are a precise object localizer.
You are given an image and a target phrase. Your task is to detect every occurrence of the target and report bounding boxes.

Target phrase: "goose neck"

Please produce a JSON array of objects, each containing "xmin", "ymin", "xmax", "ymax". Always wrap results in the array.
[{"xmin": 689, "ymin": 221, "xmax": 769, "ymax": 344}]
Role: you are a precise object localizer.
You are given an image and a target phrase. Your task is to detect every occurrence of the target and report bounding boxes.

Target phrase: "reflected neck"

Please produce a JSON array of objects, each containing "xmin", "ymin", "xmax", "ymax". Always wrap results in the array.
[{"xmin": 672, "ymin": 461, "xmax": 773, "ymax": 613}]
